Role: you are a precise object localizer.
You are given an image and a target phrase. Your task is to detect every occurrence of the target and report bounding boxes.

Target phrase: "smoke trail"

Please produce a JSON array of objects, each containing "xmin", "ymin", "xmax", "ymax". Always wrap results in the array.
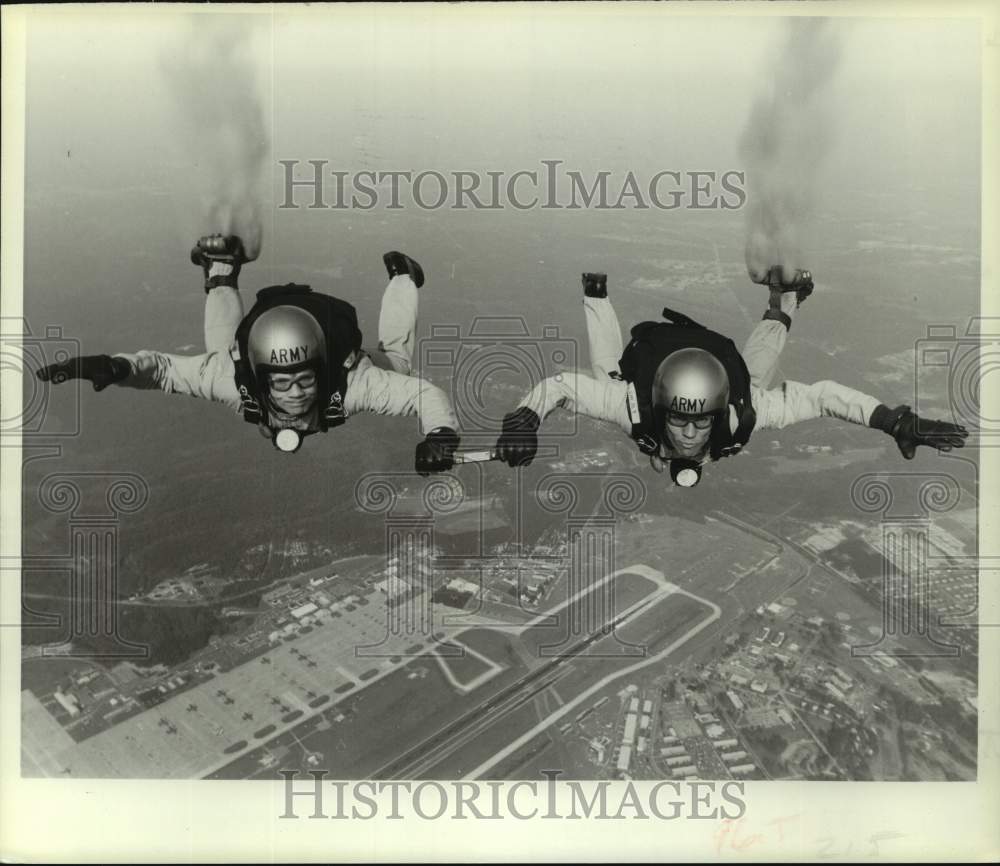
[
  {"xmin": 159, "ymin": 17, "xmax": 269, "ymax": 259},
  {"xmin": 740, "ymin": 19, "xmax": 842, "ymax": 283}
]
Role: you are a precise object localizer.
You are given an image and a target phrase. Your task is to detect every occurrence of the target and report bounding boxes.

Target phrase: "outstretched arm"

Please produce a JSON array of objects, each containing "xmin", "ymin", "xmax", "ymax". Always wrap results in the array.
[
  {"xmin": 495, "ymin": 372, "xmax": 631, "ymax": 467},
  {"xmin": 346, "ymin": 359, "xmax": 457, "ymax": 435},
  {"xmin": 346, "ymin": 360, "xmax": 461, "ymax": 474},
  {"xmin": 518, "ymin": 371, "xmax": 632, "ymax": 431},
  {"xmin": 752, "ymin": 379, "xmax": 968, "ymax": 458},
  {"xmin": 752, "ymin": 379, "xmax": 880, "ymax": 431},
  {"xmin": 37, "ymin": 349, "xmax": 241, "ymax": 410},
  {"xmin": 113, "ymin": 350, "xmax": 240, "ymax": 407}
]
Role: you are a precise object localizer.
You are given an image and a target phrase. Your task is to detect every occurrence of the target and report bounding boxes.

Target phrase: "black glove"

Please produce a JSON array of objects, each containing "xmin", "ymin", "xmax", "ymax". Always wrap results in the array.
[
  {"xmin": 870, "ymin": 404, "xmax": 969, "ymax": 460},
  {"xmin": 36, "ymin": 354, "xmax": 130, "ymax": 392},
  {"xmin": 495, "ymin": 407, "xmax": 541, "ymax": 467},
  {"xmin": 414, "ymin": 427, "xmax": 460, "ymax": 475}
]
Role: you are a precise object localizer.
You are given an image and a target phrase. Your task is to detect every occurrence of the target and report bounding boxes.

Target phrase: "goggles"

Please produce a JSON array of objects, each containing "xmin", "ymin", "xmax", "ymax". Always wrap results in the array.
[
  {"xmin": 268, "ymin": 370, "xmax": 317, "ymax": 393},
  {"xmin": 665, "ymin": 411, "xmax": 714, "ymax": 430}
]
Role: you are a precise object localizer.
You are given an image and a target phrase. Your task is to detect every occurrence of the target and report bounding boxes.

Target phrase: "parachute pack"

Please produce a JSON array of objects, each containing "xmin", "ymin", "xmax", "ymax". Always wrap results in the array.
[
  {"xmin": 231, "ymin": 284, "xmax": 363, "ymax": 431},
  {"xmin": 617, "ymin": 307, "xmax": 757, "ymax": 460}
]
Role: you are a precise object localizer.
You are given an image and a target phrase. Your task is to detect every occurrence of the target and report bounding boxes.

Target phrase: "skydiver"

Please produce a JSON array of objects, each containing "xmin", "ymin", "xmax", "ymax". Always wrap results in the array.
[
  {"xmin": 37, "ymin": 235, "xmax": 461, "ymax": 473},
  {"xmin": 494, "ymin": 268, "xmax": 968, "ymax": 486}
]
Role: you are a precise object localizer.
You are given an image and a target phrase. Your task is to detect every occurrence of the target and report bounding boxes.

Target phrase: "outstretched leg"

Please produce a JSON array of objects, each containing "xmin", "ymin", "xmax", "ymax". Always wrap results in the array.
[
  {"xmin": 192, "ymin": 235, "xmax": 250, "ymax": 354},
  {"xmin": 741, "ymin": 299, "xmax": 793, "ymax": 389},
  {"xmin": 742, "ymin": 267, "xmax": 813, "ymax": 389},
  {"xmin": 205, "ymin": 281, "xmax": 244, "ymax": 354},
  {"xmin": 582, "ymin": 273, "xmax": 624, "ymax": 380},
  {"xmin": 374, "ymin": 251, "xmax": 424, "ymax": 374}
]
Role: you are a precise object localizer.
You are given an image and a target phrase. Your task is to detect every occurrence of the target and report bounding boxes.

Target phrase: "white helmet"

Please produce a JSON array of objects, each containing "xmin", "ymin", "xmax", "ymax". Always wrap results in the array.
[
  {"xmin": 651, "ymin": 347, "xmax": 729, "ymax": 418},
  {"xmin": 246, "ymin": 305, "xmax": 326, "ymax": 377}
]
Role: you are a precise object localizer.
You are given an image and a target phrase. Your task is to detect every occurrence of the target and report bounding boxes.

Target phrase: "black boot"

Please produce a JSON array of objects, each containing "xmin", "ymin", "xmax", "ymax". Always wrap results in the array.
[
  {"xmin": 191, "ymin": 234, "xmax": 251, "ymax": 292},
  {"xmin": 582, "ymin": 272, "xmax": 608, "ymax": 299},
  {"xmin": 755, "ymin": 266, "xmax": 814, "ymax": 303},
  {"xmin": 758, "ymin": 267, "xmax": 814, "ymax": 329},
  {"xmin": 383, "ymin": 251, "xmax": 425, "ymax": 289}
]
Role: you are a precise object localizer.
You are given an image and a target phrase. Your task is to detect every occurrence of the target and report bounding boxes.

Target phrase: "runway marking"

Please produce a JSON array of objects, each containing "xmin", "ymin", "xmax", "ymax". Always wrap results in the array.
[
  {"xmin": 384, "ymin": 666, "xmax": 576, "ymax": 781},
  {"xmin": 477, "ymin": 562, "xmax": 672, "ymax": 639},
  {"xmin": 363, "ymin": 564, "xmax": 671, "ymax": 779},
  {"xmin": 431, "ymin": 637, "xmax": 505, "ymax": 694},
  {"xmin": 462, "ymin": 575, "xmax": 720, "ymax": 780}
]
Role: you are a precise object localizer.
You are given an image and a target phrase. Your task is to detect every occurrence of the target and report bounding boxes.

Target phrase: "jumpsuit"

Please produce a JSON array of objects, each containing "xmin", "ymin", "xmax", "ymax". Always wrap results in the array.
[
  {"xmin": 113, "ymin": 272, "xmax": 457, "ymax": 436},
  {"xmin": 516, "ymin": 290, "xmax": 881, "ymax": 462}
]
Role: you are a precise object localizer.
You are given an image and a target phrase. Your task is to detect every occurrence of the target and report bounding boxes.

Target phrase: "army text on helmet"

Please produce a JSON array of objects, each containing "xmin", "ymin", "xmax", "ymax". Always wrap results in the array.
[
  {"xmin": 653, "ymin": 347, "xmax": 730, "ymax": 418},
  {"xmin": 270, "ymin": 345, "xmax": 311, "ymax": 365},
  {"xmin": 669, "ymin": 396, "xmax": 708, "ymax": 414}
]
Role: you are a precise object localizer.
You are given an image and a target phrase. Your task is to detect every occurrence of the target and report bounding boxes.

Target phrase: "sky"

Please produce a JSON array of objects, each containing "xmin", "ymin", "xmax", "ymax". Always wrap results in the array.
[{"xmin": 23, "ymin": 9, "xmax": 980, "ymax": 204}]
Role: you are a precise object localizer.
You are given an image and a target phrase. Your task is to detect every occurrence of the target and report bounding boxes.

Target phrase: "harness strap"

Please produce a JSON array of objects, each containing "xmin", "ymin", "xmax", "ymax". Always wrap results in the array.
[
  {"xmin": 762, "ymin": 308, "xmax": 792, "ymax": 330},
  {"xmin": 205, "ymin": 273, "xmax": 240, "ymax": 292}
]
